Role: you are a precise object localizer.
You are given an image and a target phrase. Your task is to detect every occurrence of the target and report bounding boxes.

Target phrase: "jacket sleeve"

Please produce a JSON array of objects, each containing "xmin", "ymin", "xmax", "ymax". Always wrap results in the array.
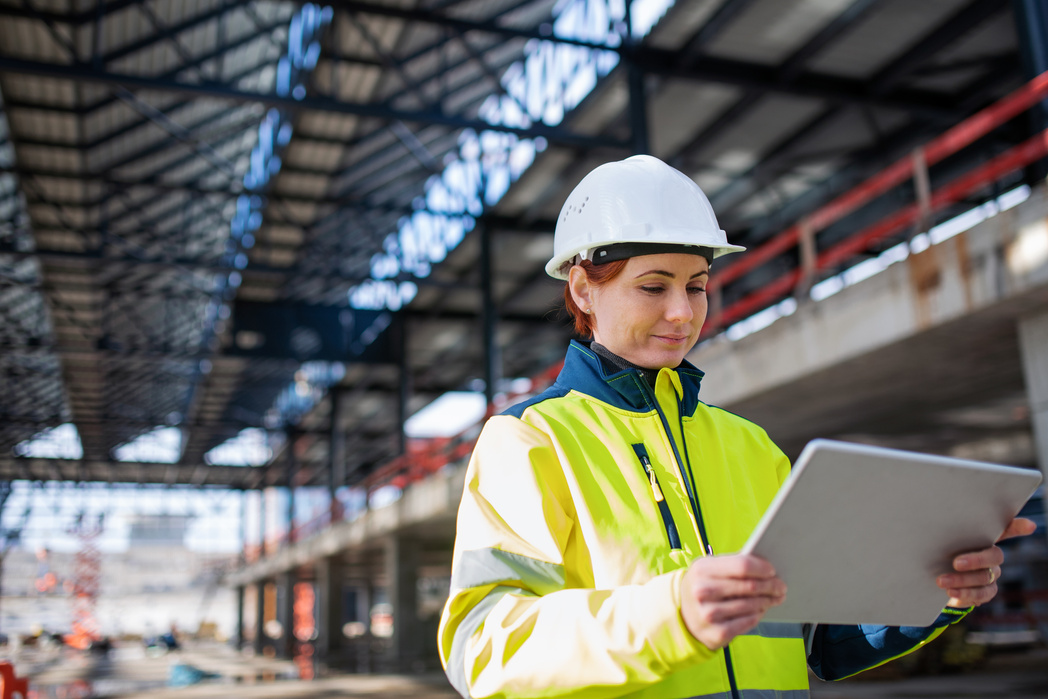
[
  {"xmin": 438, "ymin": 415, "xmax": 713, "ymax": 699},
  {"xmin": 807, "ymin": 607, "xmax": 971, "ymax": 681}
]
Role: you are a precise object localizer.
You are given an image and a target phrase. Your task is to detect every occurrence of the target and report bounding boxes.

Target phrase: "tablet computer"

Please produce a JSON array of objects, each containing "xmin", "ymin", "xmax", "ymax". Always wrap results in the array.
[{"xmin": 740, "ymin": 439, "xmax": 1042, "ymax": 627}]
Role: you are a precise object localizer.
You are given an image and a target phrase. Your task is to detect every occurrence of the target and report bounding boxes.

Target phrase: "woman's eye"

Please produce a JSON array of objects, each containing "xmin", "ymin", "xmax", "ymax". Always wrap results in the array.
[
  {"xmin": 640, "ymin": 286, "xmax": 664, "ymax": 294},
  {"xmin": 688, "ymin": 286, "xmax": 707, "ymax": 295}
]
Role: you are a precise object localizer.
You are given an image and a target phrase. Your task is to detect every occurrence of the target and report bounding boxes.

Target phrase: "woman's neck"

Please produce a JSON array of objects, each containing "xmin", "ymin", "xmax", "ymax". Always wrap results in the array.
[{"xmin": 590, "ymin": 342, "xmax": 661, "ymax": 387}]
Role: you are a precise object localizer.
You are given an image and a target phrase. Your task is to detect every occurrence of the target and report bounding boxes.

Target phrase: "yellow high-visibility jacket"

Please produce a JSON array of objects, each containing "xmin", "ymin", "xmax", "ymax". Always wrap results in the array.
[{"xmin": 439, "ymin": 341, "xmax": 967, "ymax": 699}]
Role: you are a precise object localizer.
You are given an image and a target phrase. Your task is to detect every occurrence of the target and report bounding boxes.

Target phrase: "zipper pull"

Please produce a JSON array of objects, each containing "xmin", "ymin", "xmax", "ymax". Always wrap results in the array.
[
  {"xmin": 641, "ymin": 456, "xmax": 664, "ymax": 502},
  {"xmin": 648, "ymin": 468, "xmax": 664, "ymax": 502}
]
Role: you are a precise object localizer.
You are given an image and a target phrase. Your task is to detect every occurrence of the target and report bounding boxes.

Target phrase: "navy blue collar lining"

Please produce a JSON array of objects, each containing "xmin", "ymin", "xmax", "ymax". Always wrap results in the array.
[
  {"xmin": 502, "ymin": 340, "xmax": 705, "ymax": 418},
  {"xmin": 560, "ymin": 340, "xmax": 704, "ymax": 415}
]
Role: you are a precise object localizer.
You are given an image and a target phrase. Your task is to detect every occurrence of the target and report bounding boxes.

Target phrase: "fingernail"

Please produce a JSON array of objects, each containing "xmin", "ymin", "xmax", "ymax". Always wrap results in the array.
[{"xmin": 955, "ymin": 556, "xmax": 970, "ymax": 569}]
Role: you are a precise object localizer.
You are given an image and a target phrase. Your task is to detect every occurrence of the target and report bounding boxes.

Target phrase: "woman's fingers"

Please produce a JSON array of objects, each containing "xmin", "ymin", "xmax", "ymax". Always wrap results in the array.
[
  {"xmin": 680, "ymin": 554, "xmax": 787, "ymax": 651},
  {"xmin": 690, "ymin": 575, "xmax": 787, "ymax": 603},
  {"xmin": 946, "ymin": 581, "xmax": 998, "ymax": 608},
  {"xmin": 997, "ymin": 517, "xmax": 1037, "ymax": 542},
  {"xmin": 937, "ymin": 538, "xmax": 1013, "ymax": 608}
]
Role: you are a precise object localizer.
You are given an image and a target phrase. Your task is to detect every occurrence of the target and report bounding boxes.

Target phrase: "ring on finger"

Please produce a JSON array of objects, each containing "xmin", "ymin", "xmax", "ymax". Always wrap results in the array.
[{"xmin": 988, "ymin": 568, "xmax": 996, "ymax": 585}]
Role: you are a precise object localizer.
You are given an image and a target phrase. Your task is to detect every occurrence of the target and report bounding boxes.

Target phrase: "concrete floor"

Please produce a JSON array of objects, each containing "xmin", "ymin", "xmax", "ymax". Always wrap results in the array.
[{"xmin": 3, "ymin": 640, "xmax": 1046, "ymax": 698}]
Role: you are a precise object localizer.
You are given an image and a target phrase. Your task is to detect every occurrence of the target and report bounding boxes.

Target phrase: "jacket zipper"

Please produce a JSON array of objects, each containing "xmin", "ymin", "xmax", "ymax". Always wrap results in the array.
[
  {"xmin": 631, "ymin": 444, "xmax": 681, "ymax": 549},
  {"xmin": 637, "ymin": 373, "xmax": 742, "ymax": 699}
]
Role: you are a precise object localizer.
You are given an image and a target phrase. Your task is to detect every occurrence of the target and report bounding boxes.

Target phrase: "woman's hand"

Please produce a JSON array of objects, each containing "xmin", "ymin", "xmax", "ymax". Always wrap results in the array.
[
  {"xmin": 936, "ymin": 517, "xmax": 1037, "ymax": 608},
  {"xmin": 679, "ymin": 554, "xmax": 787, "ymax": 650}
]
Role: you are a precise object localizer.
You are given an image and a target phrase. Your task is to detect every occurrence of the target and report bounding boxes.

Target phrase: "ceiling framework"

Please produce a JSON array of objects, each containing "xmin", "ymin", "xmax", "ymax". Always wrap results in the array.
[{"xmin": 0, "ymin": 0, "xmax": 1039, "ymax": 488}]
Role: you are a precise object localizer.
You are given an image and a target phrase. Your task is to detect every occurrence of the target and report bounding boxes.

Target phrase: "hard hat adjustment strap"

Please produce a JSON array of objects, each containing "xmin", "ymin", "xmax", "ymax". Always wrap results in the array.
[{"xmin": 590, "ymin": 243, "xmax": 715, "ymax": 265}]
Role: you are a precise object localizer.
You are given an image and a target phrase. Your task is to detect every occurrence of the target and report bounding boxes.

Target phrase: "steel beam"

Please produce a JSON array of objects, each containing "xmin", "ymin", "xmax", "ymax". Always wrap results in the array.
[
  {"xmin": 0, "ymin": 457, "xmax": 272, "ymax": 488},
  {"xmin": 0, "ymin": 56, "xmax": 626, "ymax": 149}
]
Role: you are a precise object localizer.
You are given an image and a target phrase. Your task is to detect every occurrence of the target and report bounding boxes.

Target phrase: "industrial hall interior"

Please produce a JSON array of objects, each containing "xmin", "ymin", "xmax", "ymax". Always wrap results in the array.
[{"xmin": 1, "ymin": 0, "xmax": 1048, "ymax": 694}]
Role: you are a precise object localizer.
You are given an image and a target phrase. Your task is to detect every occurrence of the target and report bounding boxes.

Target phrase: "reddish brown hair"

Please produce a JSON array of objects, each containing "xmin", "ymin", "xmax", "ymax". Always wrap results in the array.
[{"xmin": 563, "ymin": 258, "xmax": 629, "ymax": 337}]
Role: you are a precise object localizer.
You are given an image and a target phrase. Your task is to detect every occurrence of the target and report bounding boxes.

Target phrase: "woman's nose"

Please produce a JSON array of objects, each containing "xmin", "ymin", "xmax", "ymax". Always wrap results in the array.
[{"xmin": 666, "ymin": 290, "xmax": 694, "ymax": 323}]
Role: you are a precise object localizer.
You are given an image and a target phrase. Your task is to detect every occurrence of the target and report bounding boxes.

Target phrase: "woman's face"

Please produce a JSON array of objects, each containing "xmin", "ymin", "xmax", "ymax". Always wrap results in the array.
[{"xmin": 570, "ymin": 253, "xmax": 710, "ymax": 370}]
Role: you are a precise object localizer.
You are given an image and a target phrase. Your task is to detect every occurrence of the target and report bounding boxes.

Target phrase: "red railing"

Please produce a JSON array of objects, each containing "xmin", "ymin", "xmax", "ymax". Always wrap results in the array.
[
  {"xmin": 247, "ymin": 70, "xmax": 1048, "ymax": 558},
  {"xmin": 707, "ymin": 70, "xmax": 1048, "ymax": 293},
  {"xmin": 245, "ymin": 359, "xmax": 564, "ymax": 555}
]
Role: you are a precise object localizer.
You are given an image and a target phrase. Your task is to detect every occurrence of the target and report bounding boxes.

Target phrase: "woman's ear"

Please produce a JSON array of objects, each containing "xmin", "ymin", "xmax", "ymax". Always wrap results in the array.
[{"xmin": 568, "ymin": 265, "xmax": 593, "ymax": 311}]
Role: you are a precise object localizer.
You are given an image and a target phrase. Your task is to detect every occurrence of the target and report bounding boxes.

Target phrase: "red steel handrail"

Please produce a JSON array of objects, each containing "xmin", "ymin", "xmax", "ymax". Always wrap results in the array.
[
  {"xmin": 709, "ymin": 69, "xmax": 1048, "ymax": 293},
  {"xmin": 248, "ymin": 359, "xmax": 565, "ymax": 553},
  {"xmin": 715, "ymin": 126, "xmax": 1048, "ymax": 328}
]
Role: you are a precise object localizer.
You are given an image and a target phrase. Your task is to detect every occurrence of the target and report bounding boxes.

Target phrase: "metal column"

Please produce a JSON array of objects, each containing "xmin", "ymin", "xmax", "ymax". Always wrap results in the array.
[
  {"xmin": 1018, "ymin": 311, "xmax": 1048, "ymax": 537},
  {"xmin": 286, "ymin": 430, "xmax": 297, "ymax": 545},
  {"xmin": 626, "ymin": 0, "xmax": 650, "ymax": 155},
  {"xmin": 239, "ymin": 490, "xmax": 248, "ymax": 564},
  {"xmin": 315, "ymin": 555, "xmax": 345, "ymax": 664},
  {"xmin": 253, "ymin": 580, "xmax": 266, "ymax": 655},
  {"xmin": 258, "ymin": 489, "xmax": 267, "ymax": 557},
  {"xmin": 330, "ymin": 389, "xmax": 346, "ymax": 518},
  {"xmin": 479, "ymin": 221, "xmax": 499, "ymax": 406},
  {"xmin": 397, "ymin": 319, "xmax": 410, "ymax": 456},
  {"xmin": 387, "ymin": 535, "xmax": 420, "ymax": 672},
  {"xmin": 235, "ymin": 585, "xmax": 245, "ymax": 650},
  {"xmin": 1014, "ymin": 0, "xmax": 1048, "ymax": 176},
  {"xmin": 277, "ymin": 571, "xmax": 296, "ymax": 659}
]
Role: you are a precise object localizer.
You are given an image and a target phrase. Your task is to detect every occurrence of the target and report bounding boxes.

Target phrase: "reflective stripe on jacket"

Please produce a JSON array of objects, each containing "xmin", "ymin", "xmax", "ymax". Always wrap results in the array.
[{"xmin": 438, "ymin": 340, "xmax": 960, "ymax": 699}]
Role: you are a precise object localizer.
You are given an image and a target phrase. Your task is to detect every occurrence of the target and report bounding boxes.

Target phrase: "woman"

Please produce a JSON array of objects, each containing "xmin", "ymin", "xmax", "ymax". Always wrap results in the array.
[{"xmin": 438, "ymin": 155, "xmax": 1032, "ymax": 699}]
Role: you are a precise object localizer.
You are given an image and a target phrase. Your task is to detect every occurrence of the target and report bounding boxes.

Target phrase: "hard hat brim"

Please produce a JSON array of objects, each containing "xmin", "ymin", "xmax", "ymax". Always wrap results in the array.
[{"xmin": 545, "ymin": 239, "xmax": 746, "ymax": 280}]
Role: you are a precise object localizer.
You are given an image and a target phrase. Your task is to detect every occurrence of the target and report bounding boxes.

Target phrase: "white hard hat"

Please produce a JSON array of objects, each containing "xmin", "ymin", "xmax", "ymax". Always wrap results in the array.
[{"xmin": 546, "ymin": 154, "xmax": 745, "ymax": 280}]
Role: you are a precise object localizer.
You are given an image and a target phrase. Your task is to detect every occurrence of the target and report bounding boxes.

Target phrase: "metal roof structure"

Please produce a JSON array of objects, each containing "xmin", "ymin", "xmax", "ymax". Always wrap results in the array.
[{"xmin": 0, "ymin": 0, "xmax": 1042, "ymax": 491}]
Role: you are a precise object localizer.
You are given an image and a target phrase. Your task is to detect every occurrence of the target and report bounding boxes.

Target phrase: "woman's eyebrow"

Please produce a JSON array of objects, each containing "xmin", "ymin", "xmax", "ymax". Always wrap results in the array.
[{"xmin": 633, "ymin": 269, "xmax": 710, "ymax": 280}]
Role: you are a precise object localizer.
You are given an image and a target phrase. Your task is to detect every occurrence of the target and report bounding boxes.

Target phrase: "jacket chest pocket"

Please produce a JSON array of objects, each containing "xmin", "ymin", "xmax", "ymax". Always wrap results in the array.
[{"xmin": 631, "ymin": 443, "xmax": 681, "ymax": 550}]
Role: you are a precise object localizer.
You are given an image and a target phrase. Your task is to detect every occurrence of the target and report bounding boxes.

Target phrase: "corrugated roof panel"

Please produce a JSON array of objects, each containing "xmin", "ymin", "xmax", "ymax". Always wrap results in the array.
[
  {"xmin": 283, "ymin": 142, "xmax": 343, "ymax": 171},
  {"xmin": 99, "ymin": 101, "xmax": 256, "ymax": 176},
  {"xmin": 296, "ymin": 112, "xmax": 359, "ymax": 140},
  {"xmin": 158, "ymin": 0, "xmax": 220, "ymax": 29},
  {"xmin": 648, "ymin": 0, "xmax": 726, "ymax": 49},
  {"xmin": 442, "ymin": 81, "xmax": 495, "ymax": 120},
  {"xmin": 649, "ymin": 80, "xmax": 741, "ymax": 158},
  {"xmin": 261, "ymin": 223, "xmax": 306, "ymax": 248},
  {"xmin": 702, "ymin": 94, "xmax": 826, "ymax": 164},
  {"xmin": 705, "ymin": 0, "xmax": 856, "ymax": 65},
  {"xmin": 0, "ymin": 17, "xmax": 72, "ymax": 62},
  {"xmin": 905, "ymin": 12, "xmax": 1018, "ymax": 93},
  {"xmin": 214, "ymin": 27, "xmax": 285, "ymax": 84},
  {"xmin": 15, "ymin": 144, "xmax": 81, "ymax": 172},
  {"xmin": 80, "ymin": 92, "xmax": 192, "ymax": 151},
  {"xmin": 272, "ymin": 171, "xmax": 331, "ymax": 197},
  {"xmin": 264, "ymin": 200, "xmax": 320, "ymax": 225},
  {"xmin": 10, "ymin": 0, "xmax": 69, "ymax": 12},
  {"xmin": 805, "ymin": 0, "xmax": 969, "ymax": 79},
  {"xmin": 81, "ymin": 100, "xmax": 138, "ymax": 145},
  {"xmin": 116, "ymin": 188, "xmax": 188, "ymax": 225},
  {"xmin": 97, "ymin": 3, "xmax": 157, "ymax": 59},
  {"xmin": 338, "ymin": 64, "xmax": 383, "ymax": 103},
  {"xmin": 442, "ymin": 0, "xmax": 555, "ymax": 24},
  {"xmin": 29, "ymin": 176, "xmax": 87, "ymax": 204},
  {"xmin": 1, "ymin": 75, "xmax": 77, "ymax": 106},
  {"xmin": 236, "ymin": 62, "xmax": 277, "ymax": 94},
  {"xmin": 108, "ymin": 40, "xmax": 181, "ymax": 76},
  {"xmin": 118, "ymin": 121, "xmax": 252, "ymax": 182},
  {"xmin": 6, "ymin": 109, "xmax": 77, "ymax": 143},
  {"xmin": 34, "ymin": 229, "xmax": 89, "ymax": 251},
  {"xmin": 78, "ymin": 84, "xmax": 113, "ymax": 105}
]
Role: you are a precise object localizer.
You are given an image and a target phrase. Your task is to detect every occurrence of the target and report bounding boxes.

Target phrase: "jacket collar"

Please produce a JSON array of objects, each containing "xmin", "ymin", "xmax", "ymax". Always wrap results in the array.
[{"xmin": 558, "ymin": 340, "xmax": 705, "ymax": 415}]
